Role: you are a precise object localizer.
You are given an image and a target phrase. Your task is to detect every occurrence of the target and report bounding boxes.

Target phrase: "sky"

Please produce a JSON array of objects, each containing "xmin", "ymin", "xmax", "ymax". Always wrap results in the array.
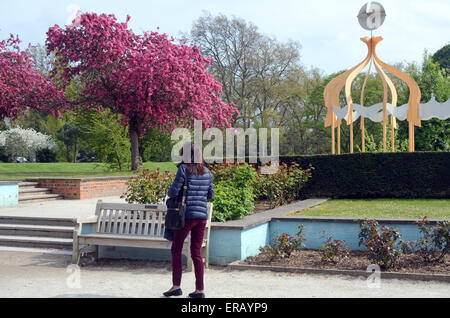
[{"xmin": 0, "ymin": 0, "xmax": 449, "ymax": 74}]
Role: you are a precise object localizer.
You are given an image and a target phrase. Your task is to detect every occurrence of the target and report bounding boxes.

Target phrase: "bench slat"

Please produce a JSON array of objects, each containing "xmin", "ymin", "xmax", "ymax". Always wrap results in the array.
[
  {"xmin": 118, "ymin": 210, "xmax": 125, "ymax": 235},
  {"xmin": 144, "ymin": 211, "xmax": 150, "ymax": 236},
  {"xmin": 112, "ymin": 210, "xmax": 119, "ymax": 234},
  {"xmin": 137, "ymin": 211, "xmax": 144, "ymax": 236},
  {"xmin": 150, "ymin": 211, "xmax": 156, "ymax": 237},
  {"xmin": 100, "ymin": 209, "xmax": 108, "ymax": 233},
  {"xmin": 107, "ymin": 209, "xmax": 114, "ymax": 233},
  {"xmin": 131, "ymin": 210, "xmax": 137, "ymax": 235},
  {"xmin": 156, "ymin": 212, "xmax": 163, "ymax": 237},
  {"xmin": 125, "ymin": 210, "xmax": 131, "ymax": 235}
]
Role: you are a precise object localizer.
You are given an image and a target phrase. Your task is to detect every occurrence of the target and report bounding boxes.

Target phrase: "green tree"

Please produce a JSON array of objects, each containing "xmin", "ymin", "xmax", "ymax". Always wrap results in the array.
[
  {"xmin": 56, "ymin": 122, "xmax": 82, "ymax": 163},
  {"xmin": 410, "ymin": 52, "xmax": 450, "ymax": 151},
  {"xmin": 74, "ymin": 107, "xmax": 131, "ymax": 171},
  {"xmin": 139, "ymin": 128, "xmax": 174, "ymax": 163},
  {"xmin": 433, "ymin": 44, "xmax": 450, "ymax": 71}
]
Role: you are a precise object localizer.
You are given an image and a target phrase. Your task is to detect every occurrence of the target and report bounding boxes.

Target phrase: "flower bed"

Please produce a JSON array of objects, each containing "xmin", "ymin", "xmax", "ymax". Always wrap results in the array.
[
  {"xmin": 242, "ymin": 217, "xmax": 450, "ymax": 277},
  {"xmin": 244, "ymin": 250, "xmax": 450, "ymax": 275}
]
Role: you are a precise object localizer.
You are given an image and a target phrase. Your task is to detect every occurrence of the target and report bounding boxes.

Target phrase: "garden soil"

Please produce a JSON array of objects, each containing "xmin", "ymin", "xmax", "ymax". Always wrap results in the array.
[{"xmin": 245, "ymin": 250, "xmax": 450, "ymax": 275}]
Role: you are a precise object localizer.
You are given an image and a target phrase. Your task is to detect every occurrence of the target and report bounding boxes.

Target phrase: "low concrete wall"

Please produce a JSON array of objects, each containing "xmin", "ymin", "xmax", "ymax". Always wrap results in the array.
[
  {"xmin": 78, "ymin": 199, "xmax": 439, "ymax": 265},
  {"xmin": 0, "ymin": 182, "xmax": 19, "ymax": 207},
  {"xmin": 270, "ymin": 217, "xmax": 428, "ymax": 251},
  {"xmin": 31, "ymin": 177, "xmax": 131, "ymax": 200}
]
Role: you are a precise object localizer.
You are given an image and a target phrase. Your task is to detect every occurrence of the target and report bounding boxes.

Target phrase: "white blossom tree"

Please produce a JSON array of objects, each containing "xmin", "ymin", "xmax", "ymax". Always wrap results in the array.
[{"xmin": 0, "ymin": 127, "xmax": 57, "ymax": 162}]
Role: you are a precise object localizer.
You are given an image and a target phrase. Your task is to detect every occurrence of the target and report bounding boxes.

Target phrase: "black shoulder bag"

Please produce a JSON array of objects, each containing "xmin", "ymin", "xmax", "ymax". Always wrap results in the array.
[{"xmin": 165, "ymin": 170, "xmax": 188, "ymax": 230}]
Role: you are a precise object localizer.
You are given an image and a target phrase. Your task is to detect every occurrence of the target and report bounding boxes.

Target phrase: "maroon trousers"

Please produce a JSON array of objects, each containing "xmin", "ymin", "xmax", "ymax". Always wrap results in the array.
[{"xmin": 171, "ymin": 218, "xmax": 207, "ymax": 291}]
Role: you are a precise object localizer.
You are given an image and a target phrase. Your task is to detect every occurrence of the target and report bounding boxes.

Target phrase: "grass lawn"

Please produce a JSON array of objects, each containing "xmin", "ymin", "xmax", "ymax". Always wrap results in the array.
[
  {"xmin": 290, "ymin": 199, "xmax": 450, "ymax": 219},
  {"xmin": 0, "ymin": 162, "xmax": 177, "ymax": 180}
]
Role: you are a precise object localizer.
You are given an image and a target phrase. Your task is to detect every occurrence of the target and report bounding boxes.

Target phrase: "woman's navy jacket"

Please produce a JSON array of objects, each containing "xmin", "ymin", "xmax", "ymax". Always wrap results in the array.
[{"xmin": 167, "ymin": 164, "xmax": 214, "ymax": 220}]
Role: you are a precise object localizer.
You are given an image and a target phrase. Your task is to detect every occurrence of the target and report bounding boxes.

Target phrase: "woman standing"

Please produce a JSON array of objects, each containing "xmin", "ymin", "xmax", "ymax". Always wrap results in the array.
[{"xmin": 163, "ymin": 143, "xmax": 214, "ymax": 298}]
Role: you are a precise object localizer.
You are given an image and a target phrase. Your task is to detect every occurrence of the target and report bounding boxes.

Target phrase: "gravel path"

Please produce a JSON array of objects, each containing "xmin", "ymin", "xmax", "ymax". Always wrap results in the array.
[{"xmin": 0, "ymin": 250, "xmax": 448, "ymax": 298}]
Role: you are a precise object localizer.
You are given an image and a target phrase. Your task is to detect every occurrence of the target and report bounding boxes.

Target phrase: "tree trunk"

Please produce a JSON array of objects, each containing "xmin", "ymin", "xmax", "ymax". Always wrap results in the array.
[
  {"xmin": 129, "ymin": 122, "xmax": 141, "ymax": 171},
  {"xmin": 114, "ymin": 144, "xmax": 123, "ymax": 171},
  {"xmin": 66, "ymin": 145, "xmax": 71, "ymax": 163},
  {"xmin": 73, "ymin": 138, "xmax": 78, "ymax": 163}
]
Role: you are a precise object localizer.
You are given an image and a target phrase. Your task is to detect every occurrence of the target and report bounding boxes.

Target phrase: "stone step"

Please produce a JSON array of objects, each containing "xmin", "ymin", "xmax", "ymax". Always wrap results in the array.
[
  {"xmin": 0, "ymin": 224, "xmax": 74, "ymax": 239},
  {"xmin": 19, "ymin": 194, "xmax": 64, "ymax": 203},
  {"xmin": 0, "ymin": 235, "xmax": 73, "ymax": 250},
  {"xmin": 19, "ymin": 188, "xmax": 52, "ymax": 197},
  {"xmin": 0, "ymin": 246, "xmax": 73, "ymax": 255},
  {"xmin": 18, "ymin": 182, "xmax": 40, "ymax": 189},
  {"xmin": 0, "ymin": 216, "xmax": 76, "ymax": 227}
]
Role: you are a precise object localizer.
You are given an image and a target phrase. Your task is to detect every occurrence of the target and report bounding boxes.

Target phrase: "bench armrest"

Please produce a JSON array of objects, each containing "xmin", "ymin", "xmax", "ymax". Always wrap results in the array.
[{"xmin": 77, "ymin": 216, "xmax": 99, "ymax": 224}]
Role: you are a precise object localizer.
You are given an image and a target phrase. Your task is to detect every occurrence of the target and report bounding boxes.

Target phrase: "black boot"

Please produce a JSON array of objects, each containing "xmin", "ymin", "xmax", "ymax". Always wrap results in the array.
[
  {"xmin": 163, "ymin": 288, "xmax": 183, "ymax": 297},
  {"xmin": 189, "ymin": 292, "xmax": 205, "ymax": 298}
]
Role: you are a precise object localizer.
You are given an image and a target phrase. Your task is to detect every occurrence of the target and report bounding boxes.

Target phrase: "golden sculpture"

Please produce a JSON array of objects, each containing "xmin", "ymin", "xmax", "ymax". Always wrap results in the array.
[{"xmin": 324, "ymin": 36, "xmax": 421, "ymax": 154}]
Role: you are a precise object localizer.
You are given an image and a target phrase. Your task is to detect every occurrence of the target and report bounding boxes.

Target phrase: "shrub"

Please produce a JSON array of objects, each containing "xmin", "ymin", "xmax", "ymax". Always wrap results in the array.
[
  {"xmin": 210, "ymin": 162, "xmax": 258, "ymax": 188},
  {"xmin": 319, "ymin": 233, "xmax": 350, "ymax": 264},
  {"xmin": 415, "ymin": 216, "xmax": 450, "ymax": 263},
  {"xmin": 358, "ymin": 219, "xmax": 412, "ymax": 269},
  {"xmin": 36, "ymin": 148, "xmax": 57, "ymax": 163},
  {"xmin": 211, "ymin": 182, "xmax": 255, "ymax": 222},
  {"xmin": 278, "ymin": 152, "xmax": 450, "ymax": 199},
  {"xmin": 210, "ymin": 163, "xmax": 257, "ymax": 222},
  {"xmin": 121, "ymin": 169, "xmax": 175, "ymax": 204},
  {"xmin": 254, "ymin": 162, "xmax": 312, "ymax": 208},
  {"xmin": 259, "ymin": 225, "xmax": 307, "ymax": 260}
]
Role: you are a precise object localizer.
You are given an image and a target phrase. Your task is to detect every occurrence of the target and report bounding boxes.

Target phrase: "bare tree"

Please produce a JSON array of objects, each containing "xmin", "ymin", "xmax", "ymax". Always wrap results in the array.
[{"xmin": 185, "ymin": 12, "xmax": 303, "ymax": 130}]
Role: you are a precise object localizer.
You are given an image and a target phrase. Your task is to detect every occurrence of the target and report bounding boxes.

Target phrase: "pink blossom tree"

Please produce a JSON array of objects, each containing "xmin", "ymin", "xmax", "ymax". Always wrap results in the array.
[
  {"xmin": 46, "ymin": 13, "xmax": 238, "ymax": 170},
  {"xmin": 0, "ymin": 35, "xmax": 67, "ymax": 122}
]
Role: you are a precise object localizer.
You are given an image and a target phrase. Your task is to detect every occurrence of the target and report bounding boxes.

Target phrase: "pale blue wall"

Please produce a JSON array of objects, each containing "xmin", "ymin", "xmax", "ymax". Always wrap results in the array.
[
  {"xmin": 240, "ymin": 223, "xmax": 270, "ymax": 260},
  {"xmin": 79, "ymin": 218, "xmax": 428, "ymax": 264},
  {"xmin": 209, "ymin": 228, "xmax": 242, "ymax": 265},
  {"xmin": 0, "ymin": 183, "xmax": 18, "ymax": 207},
  {"xmin": 270, "ymin": 219, "xmax": 424, "ymax": 251}
]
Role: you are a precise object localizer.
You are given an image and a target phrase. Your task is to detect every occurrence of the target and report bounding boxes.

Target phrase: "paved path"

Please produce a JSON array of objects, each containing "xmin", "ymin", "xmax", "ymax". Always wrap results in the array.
[
  {"xmin": 0, "ymin": 196, "xmax": 127, "ymax": 219},
  {"xmin": 0, "ymin": 250, "xmax": 448, "ymax": 298},
  {"xmin": 1, "ymin": 198, "xmax": 449, "ymax": 298}
]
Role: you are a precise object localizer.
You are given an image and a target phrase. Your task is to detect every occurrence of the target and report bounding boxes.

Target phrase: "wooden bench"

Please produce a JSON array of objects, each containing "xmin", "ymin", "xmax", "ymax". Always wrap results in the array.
[{"xmin": 72, "ymin": 200, "xmax": 213, "ymax": 271}]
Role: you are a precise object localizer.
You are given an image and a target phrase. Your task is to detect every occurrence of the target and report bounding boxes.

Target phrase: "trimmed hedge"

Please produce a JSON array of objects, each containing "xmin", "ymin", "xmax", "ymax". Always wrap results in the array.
[{"xmin": 277, "ymin": 152, "xmax": 450, "ymax": 199}]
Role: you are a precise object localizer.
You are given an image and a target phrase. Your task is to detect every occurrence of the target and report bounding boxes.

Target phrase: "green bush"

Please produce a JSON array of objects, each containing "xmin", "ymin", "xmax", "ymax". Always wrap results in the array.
[
  {"xmin": 319, "ymin": 233, "xmax": 350, "ymax": 264},
  {"xmin": 121, "ymin": 169, "xmax": 175, "ymax": 204},
  {"xmin": 415, "ymin": 216, "xmax": 450, "ymax": 263},
  {"xmin": 259, "ymin": 225, "xmax": 307, "ymax": 260},
  {"xmin": 277, "ymin": 152, "xmax": 450, "ymax": 199},
  {"xmin": 210, "ymin": 162, "xmax": 258, "ymax": 188},
  {"xmin": 36, "ymin": 148, "xmax": 57, "ymax": 163},
  {"xmin": 210, "ymin": 163, "xmax": 257, "ymax": 222},
  {"xmin": 211, "ymin": 182, "xmax": 255, "ymax": 222},
  {"xmin": 254, "ymin": 162, "xmax": 313, "ymax": 208},
  {"xmin": 358, "ymin": 219, "xmax": 412, "ymax": 269}
]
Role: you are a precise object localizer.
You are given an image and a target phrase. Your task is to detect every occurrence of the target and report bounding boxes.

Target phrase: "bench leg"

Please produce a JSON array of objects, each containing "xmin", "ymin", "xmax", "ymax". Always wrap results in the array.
[
  {"xmin": 205, "ymin": 246, "xmax": 209, "ymax": 270},
  {"xmin": 72, "ymin": 229, "xmax": 80, "ymax": 265},
  {"xmin": 201, "ymin": 246, "xmax": 209, "ymax": 270},
  {"xmin": 72, "ymin": 240, "xmax": 80, "ymax": 265}
]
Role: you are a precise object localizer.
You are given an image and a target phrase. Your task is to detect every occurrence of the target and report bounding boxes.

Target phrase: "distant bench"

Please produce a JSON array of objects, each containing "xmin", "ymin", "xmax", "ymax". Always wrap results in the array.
[{"xmin": 72, "ymin": 200, "xmax": 213, "ymax": 271}]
